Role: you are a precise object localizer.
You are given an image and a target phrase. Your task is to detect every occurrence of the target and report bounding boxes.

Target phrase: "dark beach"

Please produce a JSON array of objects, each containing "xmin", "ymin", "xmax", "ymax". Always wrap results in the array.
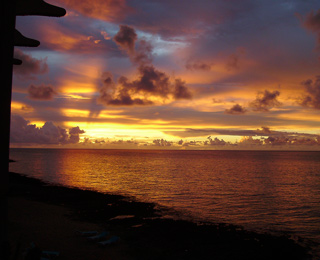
[{"xmin": 8, "ymin": 172, "xmax": 311, "ymax": 260}]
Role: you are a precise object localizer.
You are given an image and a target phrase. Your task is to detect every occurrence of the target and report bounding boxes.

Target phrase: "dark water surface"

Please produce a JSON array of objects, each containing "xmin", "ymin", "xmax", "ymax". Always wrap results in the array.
[{"xmin": 10, "ymin": 148, "xmax": 320, "ymax": 250}]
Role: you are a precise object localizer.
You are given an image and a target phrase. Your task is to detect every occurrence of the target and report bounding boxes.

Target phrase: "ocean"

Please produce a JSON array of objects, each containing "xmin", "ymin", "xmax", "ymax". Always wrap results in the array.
[{"xmin": 9, "ymin": 148, "xmax": 320, "ymax": 251}]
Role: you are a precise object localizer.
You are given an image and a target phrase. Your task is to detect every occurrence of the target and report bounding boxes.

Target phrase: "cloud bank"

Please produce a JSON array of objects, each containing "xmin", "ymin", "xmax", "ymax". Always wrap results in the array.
[{"xmin": 10, "ymin": 114, "xmax": 85, "ymax": 145}]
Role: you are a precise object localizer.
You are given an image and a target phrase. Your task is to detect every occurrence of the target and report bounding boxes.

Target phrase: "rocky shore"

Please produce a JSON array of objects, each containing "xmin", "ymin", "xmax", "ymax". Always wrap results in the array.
[{"xmin": 8, "ymin": 172, "xmax": 311, "ymax": 259}]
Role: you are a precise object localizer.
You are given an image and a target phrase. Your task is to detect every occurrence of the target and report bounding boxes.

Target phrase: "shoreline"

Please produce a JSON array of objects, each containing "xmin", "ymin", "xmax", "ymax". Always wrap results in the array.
[{"xmin": 8, "ymin": 172, "xmax": 312, "ymax": 259}]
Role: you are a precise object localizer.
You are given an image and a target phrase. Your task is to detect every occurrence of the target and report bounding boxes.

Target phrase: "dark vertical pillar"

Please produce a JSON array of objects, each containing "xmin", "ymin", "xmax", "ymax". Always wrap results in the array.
[{"xmin": 1, "ymin": 0, "xmax": 15, "ymax": 259}]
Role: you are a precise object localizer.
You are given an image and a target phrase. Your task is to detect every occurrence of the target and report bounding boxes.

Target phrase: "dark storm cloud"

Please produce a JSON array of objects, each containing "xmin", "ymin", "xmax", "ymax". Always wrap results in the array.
[
  {"xmin": 298, "ymin": 76, "xmax": 320, "ymax": 109},
  {"xmin": 113, "ymin": 25, "xmax": 137, "ymax": 55},
  {"xmin": 98, "ymin": 64, "xmax": 193, "ymax": 106},
  {"xmin": 225, "ymin": 104, "xmax": 247, "ymax": 115},
  {"xmin": 98, "ymin": 71, "xmax": 154, "ymax": 106},
  {"xmin": 107, "ymin": 90, "xmax": 154, "ymax": 106},
  {"xmin": 97, "ymin": 24, "xmax": 193, "ymax": 106},
  {"xmin": 10, "ymin": 114, "xmax": 85, "ymax": 144},
  {"xmin": 249, "ymin": 90, "xmax": 281, "ymax": 112},
  {"xmin": 119, "ymin": 64, "xmax": 193, "ymax": 100},
  {"xmin": 124, "ymin": 65, "xmax": 171, "ymax": 97},
  {"xmin": 301, "ymin": 9, "xmax": 320, "ymax": 48},
  {"xmin": 173, "ymin": 79, "xmax": 192, "ymax": 100},
  {"xmin": 28, "ymin": 84, "xmax": 57, "ymax": 100},
  {"xmin": 113, "ymin": 25, "xmax": 154, "ymax": 65},
  {"xmin": 13, "ymin": 49, "xmax": 48, "ymax": 78}
]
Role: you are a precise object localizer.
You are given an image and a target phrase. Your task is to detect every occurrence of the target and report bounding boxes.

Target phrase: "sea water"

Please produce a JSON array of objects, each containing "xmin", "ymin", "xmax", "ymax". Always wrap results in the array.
[{"xmin": 9, "ymin": 148, "xmax": 320, "ymax": 251}]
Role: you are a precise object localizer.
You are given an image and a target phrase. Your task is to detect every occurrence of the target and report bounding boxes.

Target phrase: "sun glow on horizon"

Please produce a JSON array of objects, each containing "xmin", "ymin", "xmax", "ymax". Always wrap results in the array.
[{"xmin": 11, "ymin": 1, "xmax": 320, "ymax": 150}]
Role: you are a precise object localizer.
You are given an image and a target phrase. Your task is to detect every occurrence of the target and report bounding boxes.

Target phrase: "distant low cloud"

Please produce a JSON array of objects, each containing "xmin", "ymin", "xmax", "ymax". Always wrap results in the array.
[
  {"xmin": 264, "ymin": 136, "xmax": 320, "ymax": 146},
  {"xmin": 13, "ymin": 49, "xmax": 48, "ymax": 78},
  {"xmin": 164, "ymin": 127, "xmax": 266, "ymax": 138},
  {"xmin": 10, "ymin": 114, "xmax": 85, "ymax": 145},
  {"xmin": 164, "ymin": 127, "xmax": 319, "ymax": 140},
  {"xmin": 204, "ymin": 136, "xmax": 227, "ymax": 146},
  {"xmin": 225, "ymin": 104, "xmax": 247, "ymax": 115},
  {"xmin": 238, "ymin": 136, "xmax": 263, "ymax": 146},
  {"xmin": 249, "ymin": 90, "xmax": 281, "ymax": 112},
  {"xmin": 28, "ymin": 84, "xmax": 57, "ymax": 100},
  {"xmin": 69, "ymin": 126, "xmax": 85, "ymax": 143},
  {"xmin": 152, "ymin": 139, "xmax": 172, "ymax": 147},
  {"xmin": 298, "ymin": 76, "xmax": 320, "ymax": 110}
]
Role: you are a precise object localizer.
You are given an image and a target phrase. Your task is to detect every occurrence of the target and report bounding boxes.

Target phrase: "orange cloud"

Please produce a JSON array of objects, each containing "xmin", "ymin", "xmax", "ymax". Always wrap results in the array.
[
  {"xmin": 11, "ymin": 101, "xmax": 34, "ymax": 114},
  {"xmin": 52, "ymin": 0, "xmax": 133, "ymax": 22},
  {"xmin": 56, "ymin": 60, "xmax": 103, "ymax": 94},
  {"xmin": 37, "ymin": 21, "xmax": 107, "ymax": 52}
]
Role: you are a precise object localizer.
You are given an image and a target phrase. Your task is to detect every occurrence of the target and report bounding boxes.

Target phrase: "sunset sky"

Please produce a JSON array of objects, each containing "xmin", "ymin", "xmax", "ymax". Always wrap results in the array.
[{"xmin": 11, "ymin": 0, "xmax": 320, "ymax": 149}]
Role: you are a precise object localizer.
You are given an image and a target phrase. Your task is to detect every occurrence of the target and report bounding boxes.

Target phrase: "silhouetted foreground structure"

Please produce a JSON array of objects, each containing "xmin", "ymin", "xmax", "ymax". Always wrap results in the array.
[
  {"xmin": 1, "ymin": 1, "xmax": 65, "ymax": 258},
  {"xmin": 8, "ymin": 172, "xmax": 312, "ymax": 260}
]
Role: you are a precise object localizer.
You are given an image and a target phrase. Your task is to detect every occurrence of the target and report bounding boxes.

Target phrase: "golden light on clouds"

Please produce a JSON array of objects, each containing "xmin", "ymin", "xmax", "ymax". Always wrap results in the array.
[
  {"xmin": 98, "ymin": 110, "xmax": 128, "ymax": 119},
  {"xmin": 276, "ymin": 111, "xmax": 320, "ymax": 125},
  {"xmin": 59, "ymin": 80, "xmax": 96, "ymax": 94},
  {"xmin": 61, "ymin": 108, "xmax": 89, "ymax": 118},
  {"xmin": 57, "ymin": 60, "xmax": 103, "ymax": 94},
  {"xmin": 64, "ymin": 121, "xmax": 166, "ymax": 140},
  {"xmin": 39, "ymin": 22, "xmax": 88, "ymax": 51},
  {"xmin": 11, "ymin": 1, "xmax": 320, "ymax": 149},
  {"xmin": 11, "ymin": 101, "xmax": 33, "ymax": 113}
]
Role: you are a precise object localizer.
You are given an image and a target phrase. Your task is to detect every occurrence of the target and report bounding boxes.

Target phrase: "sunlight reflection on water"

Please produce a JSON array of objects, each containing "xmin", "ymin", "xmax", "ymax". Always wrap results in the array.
[{"xmin": 10, "ymin": 148, "xmax": 320, "ymax": 247}]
